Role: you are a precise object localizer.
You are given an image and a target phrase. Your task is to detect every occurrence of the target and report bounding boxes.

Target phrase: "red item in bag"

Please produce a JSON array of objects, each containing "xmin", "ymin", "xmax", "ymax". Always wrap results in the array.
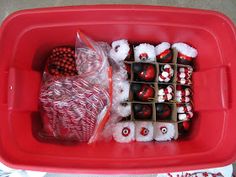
[{"xmin": 39, "ymin": 31, "xmax": 112, "ymax": 143}]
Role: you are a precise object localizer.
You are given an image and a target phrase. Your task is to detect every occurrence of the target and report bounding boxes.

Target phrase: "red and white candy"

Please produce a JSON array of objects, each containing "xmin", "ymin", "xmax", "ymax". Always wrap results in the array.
[
  {"xmin": 135, "ymin": 121, "xmax": 154, "ymax": 142},
  {"xmin": 179, "ymin": 67, "xmax": 193, "ymax": 74},
  {"xmin": 134, "ymin": 43, "xmax": 156, "ymax": 62},
  {"xmin": 176, "ymin": 96, "xmax": 190, "ymax": 103},
  {"xmin": 177, "ymin": 78, "xmax": 192, "ymax": 85},
  {"xmin": 178, "ymin": 111, "xmax": 193, "ymax": 121},
  {"xmin": 157, "ymin": 93, "xmax": 173, "ymax": 103},
  {"xmin": 158, "ymin": 64, "xmax": 174, "ymax": 83},
  {"xmin": 176, "ymin": 87, "xmax": 191, "ymax": 97},
  {"xmin": 177, "ymin": 104, "xmax": 192, "ymax": 113},
  {"xmin": 178, "ymin": 72, "xmax": 191, "ymax": 79},
  {"xmin": 158, "ymin": 85, "xmax": 174, "ymax": 96},
  {"xmin": 113, "ymin": 121, "xmax": 135, "ymax": 143},
  {"xmin": 40, "ymin": 77, "xmax": 110, "ymax": 142}
]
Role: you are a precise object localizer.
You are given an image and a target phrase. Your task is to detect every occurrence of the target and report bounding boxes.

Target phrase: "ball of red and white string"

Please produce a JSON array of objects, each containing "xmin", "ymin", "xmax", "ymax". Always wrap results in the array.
[{"xmin": 158, "ymin": 64, "xmax": 174, "ymax": 83}]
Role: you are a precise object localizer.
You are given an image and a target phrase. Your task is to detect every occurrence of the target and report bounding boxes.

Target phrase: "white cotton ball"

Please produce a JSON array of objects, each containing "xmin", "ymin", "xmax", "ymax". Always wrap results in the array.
[
  {"xmin": 113, "ymin": 80, "xmax": 130, "ymax": 103},
  {"xmin": 134, "ymin": 43, "xmax": 155, "ymax": 62},
  {"xmin": 135, "ymin": 121, "xmax": 154, "ymax": 142},
  {"xmin": 117, "ymin": 103, "xmax": 131, "ymax": 117},
  {"xmin": 110, "ymin": 39, "xmax": 130, "ymax": 62},
  {"xmin": 153, "ymin": 122, "xmax": 176, "ymax": 141},
  {"xmin": 113, "ymin": 122, "xmax": 135, "ymax": 143}
]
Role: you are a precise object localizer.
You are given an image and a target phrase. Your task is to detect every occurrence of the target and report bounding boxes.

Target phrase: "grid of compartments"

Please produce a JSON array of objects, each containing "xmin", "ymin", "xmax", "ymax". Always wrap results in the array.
[{"xmin": 122, "ymin": 48, "xmax": 194, "ymax": 140}]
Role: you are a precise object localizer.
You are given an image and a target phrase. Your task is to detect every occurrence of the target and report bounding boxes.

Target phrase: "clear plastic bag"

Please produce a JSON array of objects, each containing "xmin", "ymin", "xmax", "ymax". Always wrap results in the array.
[{"xmin": 39, "ymin": 32, "xmax": 112, "ymax": 143}]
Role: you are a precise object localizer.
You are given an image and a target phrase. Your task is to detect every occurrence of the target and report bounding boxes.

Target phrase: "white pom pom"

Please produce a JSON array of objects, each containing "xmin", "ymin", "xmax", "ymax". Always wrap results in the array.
[
  {"xmin": 153, "ymin": 122, "xmax": 176, "ymax": 141},
  {"xmin": 117, "ymin": 103, "xmax": 131, "ymax": 117},
  {"xmin": 135, "ymin": 121, "xmax": 154, "ymax": 142},
  {"xmin": 155, "ymin": 42, "xmax": 170, "ymax": 56},
  {"xmin": 134, "ymin": 43, "xmax": 155, "ymax": 62},
  {"xmin": 113, "ymin": 122, "xmax": 135, "ymax": 143},
  {"xmin": 109, "ymin": 39, "xmax": 130, "ymax": 62},
  {"xmin": 113, "ymin": 80, "xmax": 130, "ymax": 102},
  {"xmin": 172, "ymin": 42, "xmax": 198, "ymax": 58}
]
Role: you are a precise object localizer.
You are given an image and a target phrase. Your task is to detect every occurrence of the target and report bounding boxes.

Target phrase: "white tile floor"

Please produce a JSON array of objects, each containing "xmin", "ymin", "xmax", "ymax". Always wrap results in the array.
[{"xmin": 0, "ymin": 0, "xmax": 236, "ymax": 176}]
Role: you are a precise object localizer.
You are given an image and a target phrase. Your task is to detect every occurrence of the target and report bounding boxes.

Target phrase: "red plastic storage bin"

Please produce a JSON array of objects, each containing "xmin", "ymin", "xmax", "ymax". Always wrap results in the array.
[{"xmin": 0, "ymin": 5, "xmax": 236, "ymax": 174}]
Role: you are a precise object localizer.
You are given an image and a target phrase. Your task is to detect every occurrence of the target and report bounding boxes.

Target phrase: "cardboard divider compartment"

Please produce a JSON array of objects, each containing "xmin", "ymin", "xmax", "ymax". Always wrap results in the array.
[
  {"xmin": 132, "ymin": 102, "xmax": 155, "ymax": 121},
  {"xmin": 121, "ymin": 46, "xmax": 195, "ymax": 141},
  {"xmin": 158, "ymin": 63, "xmax": 175, "ymax": 84}
]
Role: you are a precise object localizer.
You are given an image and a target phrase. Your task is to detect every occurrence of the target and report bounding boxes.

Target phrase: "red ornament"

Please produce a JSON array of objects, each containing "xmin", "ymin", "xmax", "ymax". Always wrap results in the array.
[
  {"xmin": 133, "ymin": 63, "xmax": 156, "ymax": 81},
  {"xmin": 178, "ymin": 121, "xmax": 191, "ymax": 134},
  {"xmin": 134, "ymin": 84, "xmax": 155, "ymax": 101},
  {"xmin": 156, "ymin": 49, "xmax": 173, "ymax": 63},
  {"xmin": 183, "ymin": 121, "xmax": 190, "ymax": 130},
  {"xmin": 156, "ymin": 104, "xmax": 171, "ymax": 120},
  {"xmin": 133, "ymin": 104, "xmax": 152, "ymax": 120}
]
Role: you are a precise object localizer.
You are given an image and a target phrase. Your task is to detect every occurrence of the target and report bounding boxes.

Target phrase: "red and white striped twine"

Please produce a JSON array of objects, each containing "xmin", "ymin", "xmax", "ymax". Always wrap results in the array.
[{"xmin": 40, "ymin": 76, "xmax": 109, "ymax": 142}]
